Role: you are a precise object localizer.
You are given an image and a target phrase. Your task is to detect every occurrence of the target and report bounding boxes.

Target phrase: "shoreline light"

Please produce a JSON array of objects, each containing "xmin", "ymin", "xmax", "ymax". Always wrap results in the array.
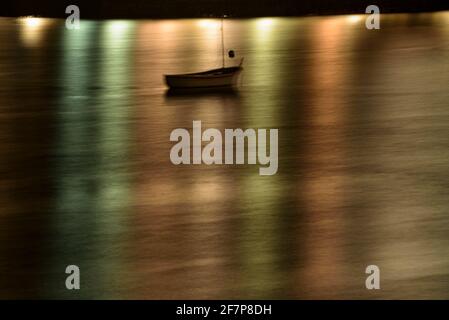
[
  {"xmin": 347, "ymin": 15, "xmax": 363, "ymax": 24},
  {"xmin": 19, "ymin": 16, "xmax": 42, "ymax": 27}
]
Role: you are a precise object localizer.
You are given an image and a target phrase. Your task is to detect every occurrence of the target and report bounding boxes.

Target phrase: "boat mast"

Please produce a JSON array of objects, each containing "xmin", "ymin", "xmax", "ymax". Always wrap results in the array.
[{"xmin": 221, "ymin": 17, "xmax": 225, "ymax": 69}]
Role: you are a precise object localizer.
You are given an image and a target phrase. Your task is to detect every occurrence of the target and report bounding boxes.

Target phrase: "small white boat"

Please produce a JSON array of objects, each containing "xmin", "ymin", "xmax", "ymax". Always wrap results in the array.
[
  {"xmin": 165, "ymin": 65, "xmax": 243, "ymax": 89},
  {"xmin": 164, "ymin": 17, "xmax": 243, "ymax": 90}
]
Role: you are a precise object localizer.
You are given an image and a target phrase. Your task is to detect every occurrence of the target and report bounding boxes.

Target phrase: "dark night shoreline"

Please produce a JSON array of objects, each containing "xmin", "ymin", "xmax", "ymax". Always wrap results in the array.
[{"xmin": 1, "ymin": 0, "xmax": 448, "ymax": 19}]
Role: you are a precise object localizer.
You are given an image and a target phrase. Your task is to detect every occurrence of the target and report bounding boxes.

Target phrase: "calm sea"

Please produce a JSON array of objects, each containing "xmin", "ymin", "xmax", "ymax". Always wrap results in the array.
[{"xmin": 1, "ymin": 13, "xmax": 449, "ymax": 298}]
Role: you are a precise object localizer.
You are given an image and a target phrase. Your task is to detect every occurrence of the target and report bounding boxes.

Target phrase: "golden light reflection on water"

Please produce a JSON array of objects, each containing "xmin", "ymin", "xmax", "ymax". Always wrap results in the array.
[
  {"xmin": 243, "ymin": 17, "xmax": 283, "ymax": 126},
  {"xmin": 295, "ymin": 16, "xmax": 350, "ymax": 298},
  {"xmin": 18, "ymin": 17, "xmax": 54, "ymax": 47},
  {"xmin": 94, "ymin": 20, "xmax": 135, "ymax": 298},
  {"xmin": 346, "ymin": 15, "xmax": 364, "ymax": 25},
  {"xmin": 130, "ymin": 19, "xmax": 244, "ymax": 298},
  {"xmin": 233, "ymin": 17, "xmax": 287, "ymax": 298},
  {"xmin": 239, "ymin": 174, "xmax": 284, "ymax": 298},
  {"xmin": 197, "ymin": 19, "xmax": 221, "ymax": 30},
  {"xmin": 1, "ymin": 13, "xmax": 449, "ymax": 299},
  {"xmin": 255, "ymin": 18, "xmax": 276, "ymax": 31},
  {"xmin": 350, "ymin": 16, "xmax": 449, "ymax": 297}
]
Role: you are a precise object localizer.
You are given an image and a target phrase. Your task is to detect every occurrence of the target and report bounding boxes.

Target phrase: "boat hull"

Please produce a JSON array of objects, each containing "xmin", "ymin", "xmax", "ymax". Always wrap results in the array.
[{"xmin": 165, "ymin": 66, "xmax": 242, "ymax": 89}]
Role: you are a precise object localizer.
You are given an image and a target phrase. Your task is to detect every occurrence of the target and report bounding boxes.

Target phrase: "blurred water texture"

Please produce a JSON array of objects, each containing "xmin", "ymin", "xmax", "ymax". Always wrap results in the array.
[{"xmin": 0, "ymin": 12, "xmax": 449, "ymax": 299}]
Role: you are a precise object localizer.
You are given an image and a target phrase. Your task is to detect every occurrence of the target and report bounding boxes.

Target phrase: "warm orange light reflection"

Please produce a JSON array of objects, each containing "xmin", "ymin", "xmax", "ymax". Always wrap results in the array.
[
  {"xmin": 198, "ymin": 19, "xmax": 221, "ymax": 29},
  {"xmin": 18, "ymin": 17, "xmax": 53, "ymax": 47},
  {"xmin": 160, "ymin": 21, "xmax": 176, "ymax": 32},
  {"xmin": 107, "ymin": 20, "xmax": 131, "ymax": 35},
  {"xmin": 347, "ymin": 15, "xmax": 363, "ymax": 24},
  {"xmin": 22, "ymin": 17, "xmax": 41, "ymax": 27},
  {"xmin": 256, "ymin": 18, "xmax": 275, "ymax": 31},
  {"xmin": 296, "ymin": 16, "xmax": 351, "ymax": 298}
]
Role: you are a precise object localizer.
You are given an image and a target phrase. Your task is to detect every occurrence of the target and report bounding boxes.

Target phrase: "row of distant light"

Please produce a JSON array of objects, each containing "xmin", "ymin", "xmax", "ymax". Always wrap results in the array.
[
  {"xmin": 14, "ymin": 15, "xmax": 359, "ymax": 48},
  {"xmin": 193, "ymin": 16, "xmax": 365, "ymax": 28},
  {"xmin": 19, "ymin": 16, "xmax": 42, "ymax": 27},
  {"xmin": 18, "ymin": 16, "xmax": 130, "ymax": 30},
  {"xmin": 16, "ymin": 16, "xmax": 278, "ymax": 37},
  {"xmin": 198, "ymin": 18, "xmax": 275, "ymax": 29},
  {"xmin": 18, "ymin": 15, "xmax": 364, "ymax": 30},
  {"xmin": 18, "ymin": 12, "xmax": 449, "ymax": 34},
  {"xmin": 19, "ymin": 12, "xmax": 449, "ymax": 30},
  {"xmin": 17, "ymin": 16, "xmax": 133, "ymax": 47}
]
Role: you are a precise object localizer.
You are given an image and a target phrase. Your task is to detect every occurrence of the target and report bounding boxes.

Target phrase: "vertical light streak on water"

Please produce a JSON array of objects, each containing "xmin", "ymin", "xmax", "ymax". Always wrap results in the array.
[
  {"xmin": 50, "ymin": 20, "xmax": 99, "ymax": 298},
  {"xmin": 238, "ymin": 174, "xmax": 283, "ymax": 298},
  {"xmin": 0, "ymin": 18, "xmax": 15, "ymax": 159},
  {"xmin": 0, "ymin": 17, "xmax": 55, "ymax": 298},
  {"xmin": 50, "ymin": 20, "xmax": 135, "ymax": 298},
  {"xmin": 295, "ymin": 16, "xmax": 353, "ymax": 298},
  {"xmin": 92, "ymin": 20, "xmax": 135, "ymax": 298},
  {"xmin": 180, "ymin": 75, "xmax": 236, "ymax": 298},
  {"xmin": 1, "ymin": 12, "xmax": 449, "ymax": 299},
  {"xmin": 18, "ymin": 17, "xmax": 54, "ymax": 48},
  {"xmin": 350, "ymin": 12, "xmax": 449, "ymax": 297},
  {"xmin": 235, "ymin": 18, "xmax": 285, "ymax": 298},
  {"xmin": 127, "ymin": 21, "xmax": 182, "ymax": 298},
  {"xmin": 244, "ymin": 18, "xmax": 282, "ymax": 116},
  {"xmin": 130, "ymin": 20, "xmax": 244, "ymax": 298},
  {"xmin": 196, "ymin": 19, "xmax": 223, "ymax": 68},
  {"xmin": 184, "ymin": 173, "xmax": 236, "ymax": 298}
]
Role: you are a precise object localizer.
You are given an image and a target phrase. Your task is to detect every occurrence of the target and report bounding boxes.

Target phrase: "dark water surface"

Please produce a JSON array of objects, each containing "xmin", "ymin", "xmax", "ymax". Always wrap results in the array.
[{"xmin": 1, "ymin": 13, "xmax": 449, "ymax": 299}]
